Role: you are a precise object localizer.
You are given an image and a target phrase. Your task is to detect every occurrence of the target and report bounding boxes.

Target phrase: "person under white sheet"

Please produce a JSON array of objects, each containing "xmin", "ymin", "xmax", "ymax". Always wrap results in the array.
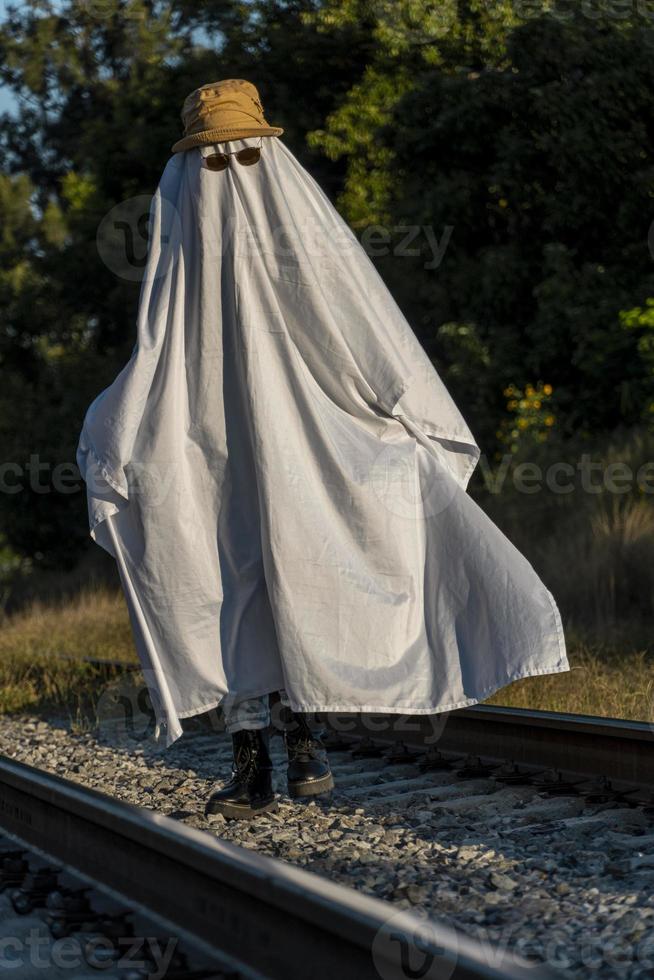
[{"xmin": 77, "ymin": 79, "xmax": 569, "ymax": 819}]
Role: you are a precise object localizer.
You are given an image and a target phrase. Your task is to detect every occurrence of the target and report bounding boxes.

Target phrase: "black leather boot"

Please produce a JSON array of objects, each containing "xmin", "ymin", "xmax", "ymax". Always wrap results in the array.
[
  {"xmin": 281, "ymin": 708, "xmax": 334, "ymax": 798},
  {"xmin": 205, "ymin": 728, "xmax": 277, "ymax": 819}
]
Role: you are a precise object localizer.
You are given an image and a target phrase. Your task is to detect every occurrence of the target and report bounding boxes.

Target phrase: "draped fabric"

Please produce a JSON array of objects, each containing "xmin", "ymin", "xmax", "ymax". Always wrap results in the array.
[{"xmin": 77, "ymin": 137, "xmax": 569, "ymax": 747}]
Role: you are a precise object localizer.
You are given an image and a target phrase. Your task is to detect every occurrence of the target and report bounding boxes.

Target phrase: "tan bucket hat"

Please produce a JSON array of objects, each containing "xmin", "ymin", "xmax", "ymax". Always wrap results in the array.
[{"xmin": 171, "ymin": 78, "xmax": 283, "ymax": 153}]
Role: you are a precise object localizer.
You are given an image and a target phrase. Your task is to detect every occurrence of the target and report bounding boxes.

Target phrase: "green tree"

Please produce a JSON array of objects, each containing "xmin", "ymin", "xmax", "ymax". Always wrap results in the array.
[
  {"xmin": 309, "ymin": 8, "xmax": 654, "ymax": 447},
  {"xmin": 619, "ymin": 299, "xmax": 654, "ymax": 427}
]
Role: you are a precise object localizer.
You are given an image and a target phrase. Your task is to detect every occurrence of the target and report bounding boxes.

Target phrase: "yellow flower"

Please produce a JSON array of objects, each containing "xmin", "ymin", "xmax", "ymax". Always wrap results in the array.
[
  {"xmin": 499, "ymin": 198, "xmax": 508, "ymax": 208},
  {"xmin": 507, "ymin": 399, "xmax": 518, "ymax": 410},
  {"xmin": 517, "ymin": 417, "xmax": 529, "ymax": 429},
  {"xmin": 545, "ymin": 415, "xmax": 555, "ymax": 426},
  {"xmin": 533, "ymin": 399, "xmax": 541, "ymax": 409},
  {"xmin": 543, "ymin": 383, "xmax": 553, "ymax": 395},
  {"xmin": 525, "ymin": 385, "xmax": 535, "ymax": 396}
]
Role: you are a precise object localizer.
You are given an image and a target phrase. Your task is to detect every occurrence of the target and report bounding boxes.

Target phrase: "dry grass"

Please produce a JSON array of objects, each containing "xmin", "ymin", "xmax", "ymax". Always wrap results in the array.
[
  {"xmin": 0, "ymin": 587, "xmax": 137, "ymax": 717},
  {"xmin": 534, "ymin": 496, "xmax": 654, "ymax": 653},
  {"xmin": 476, "ymin": 425, "xmax": 654, "ymax": 653},
  {"xmin": 0, "ymin": 586, "xmax": 136, "ymax": 664},
  {"xmin": 488, "ymin": 636, "xmax": 654, "ymax": 723},
  {"xmin": 0, "ymin": 587, "xmax": 652, "ymax": 725}
]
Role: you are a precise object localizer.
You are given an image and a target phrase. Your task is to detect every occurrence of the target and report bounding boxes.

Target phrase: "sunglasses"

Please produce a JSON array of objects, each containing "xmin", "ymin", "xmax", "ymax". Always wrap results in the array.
[{"xmin": 204, "ymin": 139, "xmax": 263, "ymax": 172}]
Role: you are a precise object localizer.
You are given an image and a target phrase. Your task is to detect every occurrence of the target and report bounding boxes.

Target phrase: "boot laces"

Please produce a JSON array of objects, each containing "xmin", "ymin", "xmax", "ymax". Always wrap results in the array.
[
  {"xmin": 287, "ymin": 734, "xmax": 323, "ymax": 762},
  {"xmin": 232, "ymin": 740, "xmax": 260, "ymax": 783}
]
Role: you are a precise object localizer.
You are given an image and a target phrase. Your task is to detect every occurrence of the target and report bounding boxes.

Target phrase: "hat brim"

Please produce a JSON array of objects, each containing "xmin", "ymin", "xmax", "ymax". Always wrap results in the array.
[{"xmin": 171, "ymin": 125, "xmax": 284, "ymax": 154}]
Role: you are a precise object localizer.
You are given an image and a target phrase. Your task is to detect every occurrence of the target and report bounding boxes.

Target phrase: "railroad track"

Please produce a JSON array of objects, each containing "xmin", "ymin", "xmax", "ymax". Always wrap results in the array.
[
  {"xmin": 317, "ymin": 704, "xmax": 654, "ymax": 806},
  {"xmin": 0, "ymin": 751, "xmax": 555, "ymax": 980},
  {"xmin": 0, "ymin": 676, "xmax": 652, "ymax": 979}
]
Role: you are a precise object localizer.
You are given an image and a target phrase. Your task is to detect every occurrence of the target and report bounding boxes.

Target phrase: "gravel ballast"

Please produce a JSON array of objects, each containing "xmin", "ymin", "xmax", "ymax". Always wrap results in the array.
[{"xmin": 0, "ymin": 712, "xmax": 652, "ymax": 980}]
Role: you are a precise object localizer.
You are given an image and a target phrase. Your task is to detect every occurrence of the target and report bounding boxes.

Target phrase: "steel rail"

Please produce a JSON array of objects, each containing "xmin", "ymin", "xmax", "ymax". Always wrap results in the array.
[
  {"xmin": 317, "ymin": 704, "xmax": 654, "ymax": 796},
  {"xmin": 0, "ymin": 755, "xmax": 558, "ymax": 980},
  {"xmin": 64, "ymin": 654, "xmax": 654, "ymax": 794}
]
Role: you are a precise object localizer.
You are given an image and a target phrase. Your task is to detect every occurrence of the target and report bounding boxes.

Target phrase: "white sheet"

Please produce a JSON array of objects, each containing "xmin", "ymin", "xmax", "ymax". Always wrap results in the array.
[{"xmin": 77, "ymin": 136, "xmax": 569, "ymax": 746}]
